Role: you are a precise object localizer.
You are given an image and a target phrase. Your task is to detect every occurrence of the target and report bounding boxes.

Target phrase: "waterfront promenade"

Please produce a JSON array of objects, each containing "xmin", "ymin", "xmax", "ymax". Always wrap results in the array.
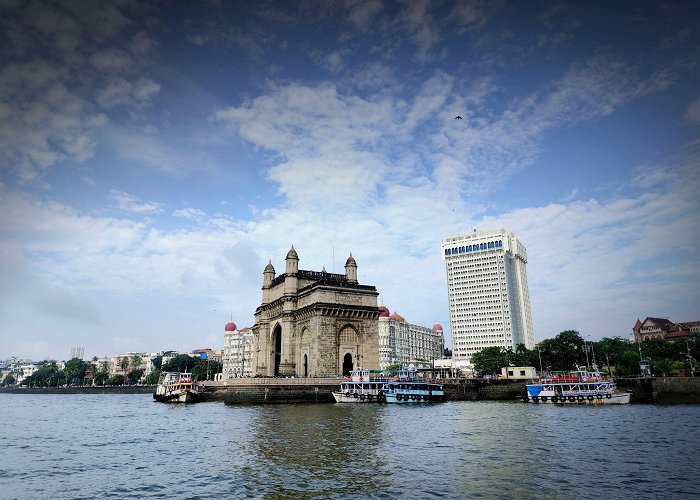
[{"xmin": 3, "ymin": 377, "xmax": 699, "ymax": 403}]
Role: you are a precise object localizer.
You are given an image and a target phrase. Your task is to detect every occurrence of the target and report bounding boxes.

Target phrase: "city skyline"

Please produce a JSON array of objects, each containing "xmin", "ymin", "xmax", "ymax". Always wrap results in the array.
[{"xmin": 1, "ymin": 1, "xmax": 699, "ymax": 361}]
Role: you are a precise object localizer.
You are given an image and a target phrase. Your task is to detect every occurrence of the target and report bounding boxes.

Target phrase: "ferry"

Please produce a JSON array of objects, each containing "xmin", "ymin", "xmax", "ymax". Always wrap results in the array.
[
  {"xmin": 382, "ymin": 365, "xmax": 445, "ymax": 404},
  {"xmin": 332, "ymin": 368, "xmax": 388, "ymax": 403},
  {"xmin": 524, "ymin": 368, "xmax": 630, "ymax": 405},
  {"xmin": 153, "ymin": 372, "xmax": 202, "ymax": 403}
]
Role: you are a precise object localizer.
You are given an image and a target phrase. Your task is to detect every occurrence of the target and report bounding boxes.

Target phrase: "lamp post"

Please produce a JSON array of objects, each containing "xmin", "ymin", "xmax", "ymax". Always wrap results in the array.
[{"xmin": 241, "ymin": 356, "xmax": 245, "ymax": 378}]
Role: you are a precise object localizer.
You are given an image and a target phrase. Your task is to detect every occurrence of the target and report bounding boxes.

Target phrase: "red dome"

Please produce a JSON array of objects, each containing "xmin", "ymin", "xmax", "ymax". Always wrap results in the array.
[
  {"xmin": 379, "ymin": 306, "xmax": 390, "ymax": 318},
  {"xmin": 224, "ymin": 322, "xmax": 237, "ymax": 332},
  {"xmin": 389, "ymin": 312, "xmax": 405, "ymax": 323},
  {"xmin": 433, "ymin": 323, "xmax": 443, "ymax": 331}
]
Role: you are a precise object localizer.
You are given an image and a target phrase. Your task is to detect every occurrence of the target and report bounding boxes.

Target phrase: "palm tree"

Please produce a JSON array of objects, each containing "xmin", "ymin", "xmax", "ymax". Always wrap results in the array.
[
  {"xmin": 120, "ymin": 356, "xmax": 131, "ymax": 385},
  {"xmin": 130, "ymin": 355, "xmax": 143, "ymax": 384}
]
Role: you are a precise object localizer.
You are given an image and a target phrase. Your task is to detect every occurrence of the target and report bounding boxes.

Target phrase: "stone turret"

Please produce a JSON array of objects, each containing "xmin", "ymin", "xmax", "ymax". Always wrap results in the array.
[
  {"xmin": 284, "ymin": 245, "xmax": 299, "ymax": 297},
  {"xmin": 285, "ymin": 245, "xmax": 299, "ymax": 275},
  {"xmin": 262, "ymin": 260, "xmax": 275, "ymax": 305},
  {"xmin": 345, "ymin": 253, "xmax": 357, "ymax": 283}
]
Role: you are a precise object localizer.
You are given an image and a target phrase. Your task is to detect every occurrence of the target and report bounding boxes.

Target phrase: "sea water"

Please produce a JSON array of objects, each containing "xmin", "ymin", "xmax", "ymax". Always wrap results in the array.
[{"xmin": 1, "ymin": 394, "xmax": 698, "ymax": 499}]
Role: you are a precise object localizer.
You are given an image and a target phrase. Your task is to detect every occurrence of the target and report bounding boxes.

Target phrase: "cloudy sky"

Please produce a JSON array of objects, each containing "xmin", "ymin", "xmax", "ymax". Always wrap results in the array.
[{"xmin": 1, "ymin": 0, "xmax": 698, "ymax": 361}]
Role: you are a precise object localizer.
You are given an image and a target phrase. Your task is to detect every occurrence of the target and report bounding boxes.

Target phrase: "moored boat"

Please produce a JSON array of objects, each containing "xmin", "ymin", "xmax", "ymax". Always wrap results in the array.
[
  {"xmin": 382, "ymin": 365, "xmax": 445, "ymax": 404},
  {"xmin": 332, "ymin": 368, "xmax": 388, "ymax": 403},
  {"xmin": 524, "ymin": 368, "xmax": 630, "ymax": 405},
  {"xmin": 153, "ymin": 372, "xmax": 202, "ymax": 403}
]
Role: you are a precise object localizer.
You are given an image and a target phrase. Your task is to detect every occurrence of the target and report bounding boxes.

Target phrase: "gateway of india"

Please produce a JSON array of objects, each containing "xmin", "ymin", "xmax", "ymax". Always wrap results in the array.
[{"xmin": 252, "ymin": 246, "xmax": 380, "ymax": 377}]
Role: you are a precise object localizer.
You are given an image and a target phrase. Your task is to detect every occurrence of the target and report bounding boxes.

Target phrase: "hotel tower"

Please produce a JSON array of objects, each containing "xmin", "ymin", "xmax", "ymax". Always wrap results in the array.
[{"xmin": 442, "ymin": 229, "xmax": 534, "ymax": 365}]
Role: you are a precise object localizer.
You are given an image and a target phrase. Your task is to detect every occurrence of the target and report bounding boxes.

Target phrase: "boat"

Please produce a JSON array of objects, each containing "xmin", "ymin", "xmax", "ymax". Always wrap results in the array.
[
  {"xmin": 523, "ymin": 367, "xmax": 630, "ymax": 405},
  {"xmin": 332, "ymin": 368, "xmax": 388, "ymax": 403},
  {"xmin": 382, "ymin": 365, "xmax": 445, "ymax": 404},
  {"xmin": 153, "ymin": 372, "xmax": 202, "ymax": 403}
]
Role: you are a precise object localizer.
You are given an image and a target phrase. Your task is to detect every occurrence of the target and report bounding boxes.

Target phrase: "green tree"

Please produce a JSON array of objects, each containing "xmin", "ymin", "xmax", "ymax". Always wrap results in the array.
[
  {"xmin": 128, "ymin": 368, "xmax": 145, "ymax": 385},
  {"xmin": 23, "ymin": 361, "xmax": 64, "ymax": 387},
  {"xmin": 91, "ymin": 360, "xmax": 110, "ymax": 386},
  {"xmin": 537, "ymin": 330, "xmax": 586, "ymax": 371},
  {"xmin": 64, "ymin": 357, "xmax": 89, "ymax": 386},
  {"xmin": 120, "ymin": 356, "xmax": 131, "ymax": 385},
  {"xmin": 162, "ymin": 354, "xmax": 196, "ymax": 373},
  {"xmin": 150, "ymin": 355, "xmax": 163, "ymax": 370},
  {"xmin": 2, "ymin": 373, "xmax": 16, "ymax": 386},
  {"xmin": 106, "ymin": 374, "xmax": 124, "ymax": 386},
  {"xmin": 471, "ymin": 346, "xmax": 508, "ymax": 375},
  {"xmin": 130, "ymin": 356, "xmax": 143, "ymax": 383},
  {"xmin": 144, "ymin": 369, "xmax": 161, "ymax": 385},
  {"xmin": 192, "ymin": 358, "xmax": 222, "ymax": 381}
]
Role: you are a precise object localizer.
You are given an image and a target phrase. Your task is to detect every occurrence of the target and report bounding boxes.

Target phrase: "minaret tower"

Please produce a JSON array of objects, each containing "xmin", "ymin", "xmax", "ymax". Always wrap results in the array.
[{"xmin": 345, "ymin": 253, "xmax": 357, "ymax": 284}]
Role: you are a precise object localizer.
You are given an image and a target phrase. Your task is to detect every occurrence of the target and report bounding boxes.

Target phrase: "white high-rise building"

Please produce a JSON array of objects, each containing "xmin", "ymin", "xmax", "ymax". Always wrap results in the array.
[{"xmin": 442, "ymin": 228, "xmax": 534, "ymax": 364}]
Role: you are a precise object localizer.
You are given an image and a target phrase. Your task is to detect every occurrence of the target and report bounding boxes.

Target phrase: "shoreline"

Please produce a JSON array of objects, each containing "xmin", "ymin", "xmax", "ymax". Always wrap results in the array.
[{"xmin": 2, "ymin": 377, "xmax": 699, "ymax": 404}]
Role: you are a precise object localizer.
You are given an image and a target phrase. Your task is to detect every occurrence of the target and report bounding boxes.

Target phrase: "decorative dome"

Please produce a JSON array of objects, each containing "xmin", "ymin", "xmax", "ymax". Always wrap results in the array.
[
  {"xmin": 264, "ymin": 260, "xmax": 275, "ymax": 273},
  {"xmin": 389, "ymin": 312, "xmax": 406, "ymax": 323},
  {"xmin": 224, "ymin": 322, "xmax": 237, "ymax": 332},
  {"xmin": 433, "ymin": 323, "xmax": 443, "ymax": 331},
  {"xmin": 379, "ymin": 306, "xmax": 390, "ymax": 317},
  {"xmin": 286, "ymin": 245, "xmax": 298, "ymax": 260},
  {"xmin": 345, "ymin": 253, "xmax": 357, "ymax": 266}
]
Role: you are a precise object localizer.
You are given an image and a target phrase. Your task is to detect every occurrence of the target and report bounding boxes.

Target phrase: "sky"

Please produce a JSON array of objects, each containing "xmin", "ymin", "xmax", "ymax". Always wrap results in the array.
[{"xmin": 1, "ymin": 0, "xmax": 699, "ymax": 362}]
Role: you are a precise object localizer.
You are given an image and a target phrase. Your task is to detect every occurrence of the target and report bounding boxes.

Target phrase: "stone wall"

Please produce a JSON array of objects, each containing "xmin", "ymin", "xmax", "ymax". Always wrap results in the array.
[{"xmin": 616, "ymin": 377, "xmax": 700, "ymax": 404}]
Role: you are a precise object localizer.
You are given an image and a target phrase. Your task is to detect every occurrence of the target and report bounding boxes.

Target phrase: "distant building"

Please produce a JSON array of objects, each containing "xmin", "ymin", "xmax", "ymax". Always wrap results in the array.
[
  {"xmin": 633, "ymin": 317, "xmax": 700, "ymax": 342},
  {"xmin": 222, "ymin": 323, "xmax": 254, "ymax": 378},
  {"xmin": 500, "ymin": 366, "xmax": 537, "ymax": 380},
  {"xmin": 69, "ymin": 347, "xmax": 84, "ymax": 360},
  {"xmin": 377, "ymin": 306, "xmax": 444, "ymax": 370},
  {"xmin": 252, "ymin": 246, "xmax": 380, "ymax": 377},
  {"xmin": 442, "ymin": 228, "xmax": 534, "ymax": 364}
]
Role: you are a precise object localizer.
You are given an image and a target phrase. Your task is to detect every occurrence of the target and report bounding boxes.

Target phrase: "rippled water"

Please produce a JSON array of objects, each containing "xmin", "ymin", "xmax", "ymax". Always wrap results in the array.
[{"xmin": 1, "ymin": 394, "xmax": 698, "ymax": 499}]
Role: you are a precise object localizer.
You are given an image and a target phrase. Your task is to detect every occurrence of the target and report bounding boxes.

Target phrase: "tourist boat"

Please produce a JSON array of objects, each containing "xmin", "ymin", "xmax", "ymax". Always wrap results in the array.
[
  {"xmin": 382, "ymin": 365, "xmax": 445, "ymax": 404},
  {"xmin": 153, "ymin": 372, "xmax": 202, "ymax": 403},
  {"xmin": 523, "ymin": 368, "xmax": 630, "ymax": 405},
  {"xmin": 332, "ymin": 368, "xmax": 388, "ymax": 403}
]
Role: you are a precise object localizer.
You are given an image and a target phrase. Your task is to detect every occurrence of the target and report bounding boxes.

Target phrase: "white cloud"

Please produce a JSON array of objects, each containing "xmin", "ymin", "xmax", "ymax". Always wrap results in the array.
[
  {"xmin": 109, "ymin": 190, "xmax": 165, "ymax": 215},
  {"xmin": 686, "ymin": 98, "xmax": 700, "ymax": 123},
  {"xmin": 172, "ymin": 207, "xmax": 207, "ymax": 219}
]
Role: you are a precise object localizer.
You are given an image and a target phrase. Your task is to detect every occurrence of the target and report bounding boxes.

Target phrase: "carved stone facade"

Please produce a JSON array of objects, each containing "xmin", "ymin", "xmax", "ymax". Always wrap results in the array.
[{"xmin": 252, "ymin": 247, "xmax": 380, "ymax": 377}]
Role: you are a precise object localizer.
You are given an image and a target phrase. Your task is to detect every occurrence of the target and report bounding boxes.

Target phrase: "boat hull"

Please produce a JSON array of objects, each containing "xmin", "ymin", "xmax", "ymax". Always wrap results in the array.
[
  {"xmin": 153, "ymin": 389, "xmax": 201, "ymax": 403},
  {"xmin": 523, "ymin": 392, "xmax": 630, "ymax": 404},
  {"xmin": 384, "ymin": 392, "xmax": 445, "ymax": 404},
  {"xmin": 332, "ymin": 391, "xmax": 384, "ymax": 403}
]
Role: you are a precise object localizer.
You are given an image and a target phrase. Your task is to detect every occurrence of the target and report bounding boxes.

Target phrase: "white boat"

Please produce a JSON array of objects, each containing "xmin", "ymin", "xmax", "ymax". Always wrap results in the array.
[
  {"xmin": 153, "ymin": 372, "xmax": 202, "ymax": 403},
  {"xmin": 332, "ymin": 368, "xmax": 388, "ymax": 403},
  {"xmin": 382, "ymin": 365, "xmax": 445, "ymax": 404},
  {"xmin": 524, "ymin": 368, "xmax": 630, "ymax": 405}
]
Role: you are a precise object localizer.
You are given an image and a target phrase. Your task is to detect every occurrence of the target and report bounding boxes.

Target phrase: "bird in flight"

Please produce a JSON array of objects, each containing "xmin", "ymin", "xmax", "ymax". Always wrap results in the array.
[{"xmin": 454, "ymin": 115, "xmax": 462, "ymax": 120}]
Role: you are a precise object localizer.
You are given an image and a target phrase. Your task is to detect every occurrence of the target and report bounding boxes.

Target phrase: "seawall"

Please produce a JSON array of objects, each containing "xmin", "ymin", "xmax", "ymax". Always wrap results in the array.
[
  {"xmin": 0, "ymin": 385, "xmax": 154, "ymax": 394},
  {"xmin": 198, "ymin": 378, "xmax": 527, "ymax": 404},
  {"xmin": 3, "ymin": 377, "xmax": 698, "ymax": 404}
]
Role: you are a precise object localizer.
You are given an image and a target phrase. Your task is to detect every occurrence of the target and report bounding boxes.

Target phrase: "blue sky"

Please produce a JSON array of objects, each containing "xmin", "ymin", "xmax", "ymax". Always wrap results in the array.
[{"xmin": 1, "ymin": 0, "xmax": 698, "ymax": 361}]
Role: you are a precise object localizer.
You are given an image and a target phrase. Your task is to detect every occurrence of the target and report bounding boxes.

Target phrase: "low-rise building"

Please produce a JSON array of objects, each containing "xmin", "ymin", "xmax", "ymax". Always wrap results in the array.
[
  {"xmin": 500, "ymin": 366, "xmax": 537, "ymax": 380},
  {"xmin": 633, "ymin": 317, "xmax": 700, "ymax": 342}
]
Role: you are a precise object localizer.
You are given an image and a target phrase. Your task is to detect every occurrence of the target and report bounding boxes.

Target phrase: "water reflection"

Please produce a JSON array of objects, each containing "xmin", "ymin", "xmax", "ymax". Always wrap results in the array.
[{"xmin": 236, "ymin": 404, "xmax": 387, "ymax": 498}]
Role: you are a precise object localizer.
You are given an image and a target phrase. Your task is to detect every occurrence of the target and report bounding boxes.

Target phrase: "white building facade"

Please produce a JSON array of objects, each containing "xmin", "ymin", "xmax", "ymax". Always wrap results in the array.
[
  {"xmin": 377, "ymin": 307, "xmax": 445, "ymax": 371},
  {"xmin": 442, "ymin": 228, "xmax": 534, "ymax": 364},
  {"xmin": 223, "ymin": 322, "xmax": 254, "ymax": 378}
]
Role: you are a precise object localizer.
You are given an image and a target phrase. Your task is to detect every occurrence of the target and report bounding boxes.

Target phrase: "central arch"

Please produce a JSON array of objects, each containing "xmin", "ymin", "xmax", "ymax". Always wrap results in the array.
[
  {"xmin": 343, "ymin": 353, "xmax": 353, "ymax": 376},
  {"xmin": 273, "ymin": 324, "xmax": 282, "ymax": 376}
]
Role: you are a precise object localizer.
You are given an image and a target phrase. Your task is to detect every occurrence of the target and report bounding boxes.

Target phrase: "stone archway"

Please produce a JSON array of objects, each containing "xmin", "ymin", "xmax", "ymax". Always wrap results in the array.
[
  {"xmin": 273, "ymin": 324, "xmax": 282, "ymax": 376},
  {"xmin": 338, "ymin": 325, "xmax": 359, "ymax": 375},
  {"xmin": 342, "ymin": 353, "xmax": 353, "ymax": 376}
]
